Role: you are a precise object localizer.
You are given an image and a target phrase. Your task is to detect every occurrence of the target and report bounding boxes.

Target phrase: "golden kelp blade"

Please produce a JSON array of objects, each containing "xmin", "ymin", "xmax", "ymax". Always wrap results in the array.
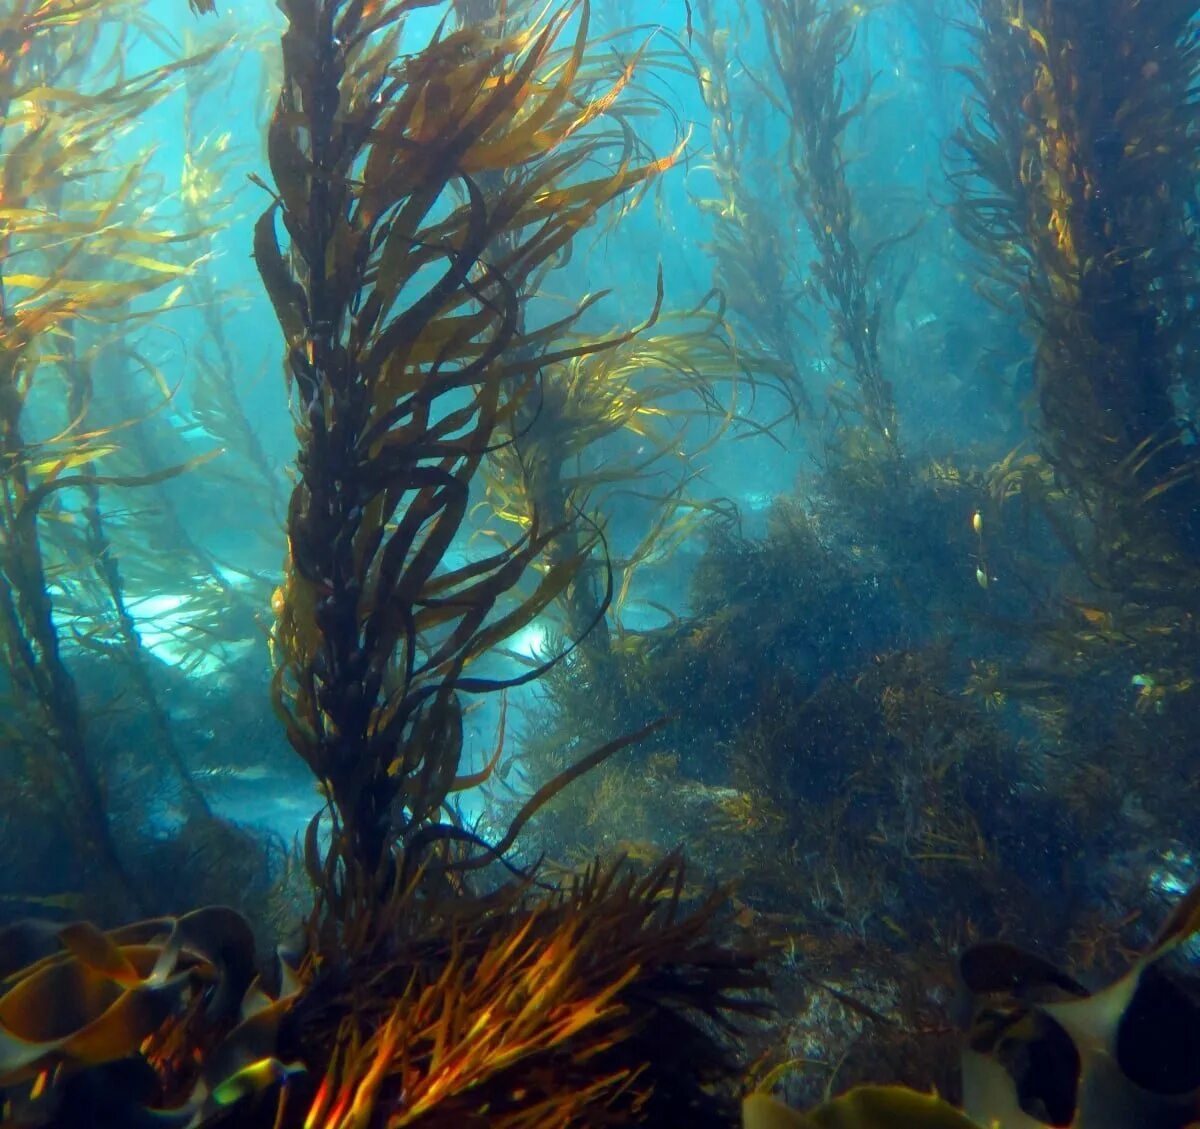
[
  {"xmin": 745, "ymin": 1090, "xmax": 981, "ymax": 1128},
  {"xmin": 0, "ymin": 908, "xmax": 255, "ymax": 1085},
  {"xmin": 743, "ymin": 1087, "xmax": 982, "ymax": 1129}
]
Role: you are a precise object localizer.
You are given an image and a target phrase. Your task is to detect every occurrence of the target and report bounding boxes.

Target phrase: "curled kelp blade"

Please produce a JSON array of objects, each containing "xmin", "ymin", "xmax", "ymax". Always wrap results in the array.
[
  {"xmin": 743, "ymin": 1086, "xmax": 982, "ymax": 1129},
  {"xmin": 0, "ymin": 905, "xmax": 259, "ymax": 1117},
  {"xmin": 961, "ymin": 877, "xmax": 1200, "ymax": 1129}
]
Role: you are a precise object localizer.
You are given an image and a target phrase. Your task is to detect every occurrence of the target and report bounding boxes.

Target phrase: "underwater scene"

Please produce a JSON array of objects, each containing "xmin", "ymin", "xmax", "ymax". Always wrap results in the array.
[{"xmin": 3, "ymin": 0, "xmax": 1200, "ymax": 1125}]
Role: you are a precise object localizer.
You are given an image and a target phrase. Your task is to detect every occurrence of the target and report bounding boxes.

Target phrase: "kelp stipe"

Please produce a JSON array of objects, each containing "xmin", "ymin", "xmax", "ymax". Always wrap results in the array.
[
  {"xmin": 258, "ymin": 0, "xmax": 684, "ymax": 897},
  {"xmin": 760, "ymin": 0, "xmax": 905, "ymax": 476}
]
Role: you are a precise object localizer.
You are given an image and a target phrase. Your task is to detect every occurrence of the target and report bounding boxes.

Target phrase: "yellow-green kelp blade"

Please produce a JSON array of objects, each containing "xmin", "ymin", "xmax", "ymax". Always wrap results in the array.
[{"xmin": 744, "ymin": 1086, "xmax": 984, "ymax": 1129}]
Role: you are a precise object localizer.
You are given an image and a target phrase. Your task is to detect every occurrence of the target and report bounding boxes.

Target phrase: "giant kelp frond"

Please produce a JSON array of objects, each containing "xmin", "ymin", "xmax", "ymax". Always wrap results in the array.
[
  {"xmin": 691, "ymin": 0, "xmax": 814, "ymax": 421},
  {"xmin": 296, "ymin": 854, "xmax": 767, "ymax": 1128},
  {"xmin": 760, "ymin": 0, "xmax": 903, "ymax": 469},
  {"xmin": 0, "ymin": 0, "xmax": 228, "ymax": 916},
  {"xmin": 261, "ymin": 0, "xmax": 681, "ymax": 887},
  {"xmin": 952, "ymin": 0, "xmax": 1200, "ymax": 710},
  {"xmin": 953, "ymin": 0, "xmax": 1200, "ymax": 572}
]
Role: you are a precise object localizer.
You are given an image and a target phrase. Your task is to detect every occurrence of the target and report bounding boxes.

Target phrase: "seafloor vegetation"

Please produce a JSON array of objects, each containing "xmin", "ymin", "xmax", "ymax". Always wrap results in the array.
[{"xmin": 0, "ymin": 0, "xmax": 1199, "ymax": 1126}]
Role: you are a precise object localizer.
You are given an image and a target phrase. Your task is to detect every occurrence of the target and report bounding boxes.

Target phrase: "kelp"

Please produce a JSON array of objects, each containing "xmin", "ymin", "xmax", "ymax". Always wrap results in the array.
[
  {"xmin": 259, "ymin": 0, "xmax": 684, "ymax": 894},
  {"xmin": 483, "ymin": 295, "xmax": 745, "ymax": 662},
  {"xmin": 691, "ymin": 0, "xmax": 815, "ymax": 422},
  {"xmin": 179, "ymin": 55, "xmax": 288, "ymax": 532},
  {"xmin": 0, "ymin": 854, "xmax": 765, "ymax": 1127},
  {"xmin": 741, "ymin": 878, "xmax": 1200, "ymax": 1129},
  {"xmin": 0, "ymin": 0, "xmax": 224, "ymax": 915},
  {"xmin": 243, "ymin": 7, "xmax": 776, "ymax": 1119},
  {"xmin": 743, "ymin": 1087, "xmax": 977, "ymax": 1129},
  {"xmin": 959, "ymin": 879, "xmax": 1200, "ymax": 1128},
  {"xmin": 952, "ymin": 0, "xmax": 1200, "ymax": 606},
  {"xmin": 290, "ymin": 854, "xmax": 767, "ymax": 1129},
  {"xmin": 0, "ymin": 905, "xmax": 267, "ymax": 1124},
  {"xmin": 454, "ymin": 10, "xmax": 745, "ymax": 709},
  {"xmin": 759, "ymin": 0, "xmax": 905, "ymax": 472}
]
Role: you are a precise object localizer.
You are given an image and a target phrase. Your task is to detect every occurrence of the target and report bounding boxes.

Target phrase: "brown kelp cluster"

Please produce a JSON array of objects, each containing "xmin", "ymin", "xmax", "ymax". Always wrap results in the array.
[
  {"xmin": 289, "ymin": 855, "xmax": 766, "ymax": 1129},
  {"xmin": 0, "ymin": 854, "xmax": 766, "ymax": 1127},
  {"xmin": 252, "ymin": 0, "xmax": 761, "ymax": 1122},
  {"xmin": 953, "ymin": 0, "xmax": 1200, "ymax": 674},
  {"xmin": 937, "ymin": 0, "xmax": 1200, "ymax": 889}
]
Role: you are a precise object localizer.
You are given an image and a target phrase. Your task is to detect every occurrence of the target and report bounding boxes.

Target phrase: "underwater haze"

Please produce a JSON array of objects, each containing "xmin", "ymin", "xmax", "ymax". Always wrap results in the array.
[{"xmin": 1, "ymin": 0, "xmax": 1200, "ymax": 1126}]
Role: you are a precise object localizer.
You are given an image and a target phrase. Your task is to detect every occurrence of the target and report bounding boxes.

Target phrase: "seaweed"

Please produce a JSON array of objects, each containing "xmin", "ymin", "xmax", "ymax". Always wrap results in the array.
[
  {"xmin": 258, "ymin": 0, "xmax": 687, "ymax": 892},
  {"xmin": 691, "ymin": 0, "xmax": 816, "ymax": 423},
  {"xmin": 287, "ymin": 854, "xmax": 767, "ymax": 1129},
  {"xmin": 760, "ymin": 0, "xmax": 907, "ymax": 472},
  {"xmin": 952, "ymin": 0, "xmax": 1200, "ymax": 596},
  {"xmin": 0, "ymin": 0, "xmax": 225, "ymax": 918}
]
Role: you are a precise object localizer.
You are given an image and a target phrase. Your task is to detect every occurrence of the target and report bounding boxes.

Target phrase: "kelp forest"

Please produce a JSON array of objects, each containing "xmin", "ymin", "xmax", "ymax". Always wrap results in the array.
[{"xmin": 1, "ymin": 0, "xmax": 1199, "ymax": 1125}]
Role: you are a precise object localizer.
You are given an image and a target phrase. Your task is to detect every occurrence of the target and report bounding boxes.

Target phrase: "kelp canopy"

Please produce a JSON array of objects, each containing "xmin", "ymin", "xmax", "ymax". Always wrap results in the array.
[
  {"xmin": 0, "ymin": 0, "xmax": 769, "ymax": 1125},
  {"xmin": 6, "ymin": 0, "xmax": 1200, "ymax": 1125}
]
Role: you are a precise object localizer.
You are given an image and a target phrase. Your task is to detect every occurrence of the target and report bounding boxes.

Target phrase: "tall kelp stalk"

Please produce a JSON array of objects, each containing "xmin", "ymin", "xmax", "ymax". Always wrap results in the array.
[
  {"xmin": 0, "ymin": 0, "xmax": 214, "ymax": 915},
  {"xmin": 260, "ymin": 0, "xmax": 681, "ymax": 893},
  {"xmin": 953, "ymin": 0, "xmax": 1200, "ymax": 609},
  {"xmin": 761, "ymin": 0, "xmax": 905, "ymax": 477},
  {"xmin": 58, "ymin": 328, "xmax": 213, "ymax": 823},
  {"xmin": 692, "ymin": 0, "xmax": 815, "ymax": 424},
  {"xmin": 22, "ymin": 83, "xmax": 209, "ymax": 823}
]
